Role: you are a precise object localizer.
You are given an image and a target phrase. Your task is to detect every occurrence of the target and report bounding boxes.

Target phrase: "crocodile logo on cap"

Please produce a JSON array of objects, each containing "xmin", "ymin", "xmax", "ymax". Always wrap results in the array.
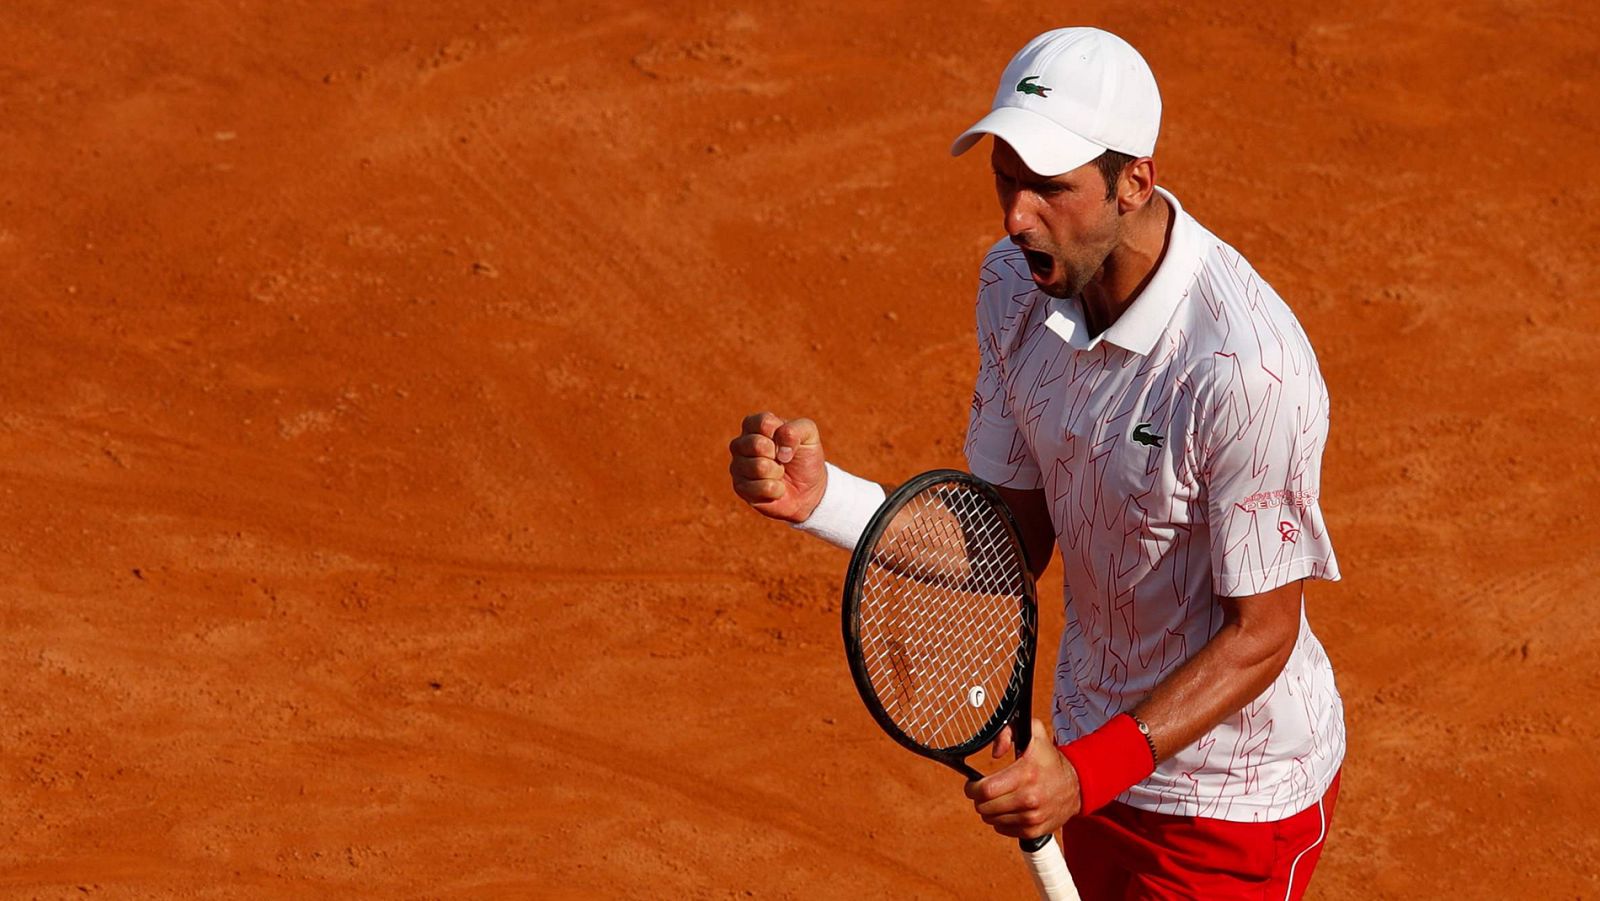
[{"xmin": 1015, "ymin": 76, "xmax": 1052, "ymax": 98}]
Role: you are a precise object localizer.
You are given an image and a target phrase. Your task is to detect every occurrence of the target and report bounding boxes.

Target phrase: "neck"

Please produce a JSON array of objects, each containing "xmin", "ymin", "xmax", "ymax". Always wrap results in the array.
[{"xmin": 1080, "ymin": 193, "xmax": 1173, "ymax": 335}]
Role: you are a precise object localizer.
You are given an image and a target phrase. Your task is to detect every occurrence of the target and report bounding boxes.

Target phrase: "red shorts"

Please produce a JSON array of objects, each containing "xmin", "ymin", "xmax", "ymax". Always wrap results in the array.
[{"xmin": 1059, "ymin": 771, "xmax": 1341, "ymax": 900}]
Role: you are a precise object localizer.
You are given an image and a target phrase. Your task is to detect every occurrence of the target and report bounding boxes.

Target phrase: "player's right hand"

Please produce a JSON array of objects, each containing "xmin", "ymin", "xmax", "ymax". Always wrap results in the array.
[
  {"xmin": 728, "ymin": 412, "xmax": 826, "ymax": 524},
  {"xmin": 965, "ymin": 718, "xmax": 1082, "ymax": 840}
]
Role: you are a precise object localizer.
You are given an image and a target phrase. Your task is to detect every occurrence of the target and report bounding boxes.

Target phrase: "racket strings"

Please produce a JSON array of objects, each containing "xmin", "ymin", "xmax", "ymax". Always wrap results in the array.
[{"xmin": 857, "ymin": 483, "xmax": 1032, "ymax": 751}]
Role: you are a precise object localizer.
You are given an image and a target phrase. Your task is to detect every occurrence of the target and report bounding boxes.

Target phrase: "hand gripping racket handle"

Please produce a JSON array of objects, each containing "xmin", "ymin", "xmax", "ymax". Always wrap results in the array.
[
  {"xmin": 1010, "ymin": 718, "xmax": 1077, "ymax": 899},
  {"xmin": 1020, "ymin": 834, "xmax": 1080, "ymax": 900}
]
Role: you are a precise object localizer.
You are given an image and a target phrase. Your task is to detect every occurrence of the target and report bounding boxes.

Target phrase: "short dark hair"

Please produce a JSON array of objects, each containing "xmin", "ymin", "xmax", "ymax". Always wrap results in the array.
[{"xmin": 1092, "ymin": 150, "xmax": 1136, "ymax": 200}]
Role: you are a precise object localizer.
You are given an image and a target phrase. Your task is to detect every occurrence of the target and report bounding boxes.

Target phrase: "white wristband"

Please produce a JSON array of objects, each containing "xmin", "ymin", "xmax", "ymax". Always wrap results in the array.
[{"xmin": 791, "ymin": 462, "xmax": 885, "ymax": 551}]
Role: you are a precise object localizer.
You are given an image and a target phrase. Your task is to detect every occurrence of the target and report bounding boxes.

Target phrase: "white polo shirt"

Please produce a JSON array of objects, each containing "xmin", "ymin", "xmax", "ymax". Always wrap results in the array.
[{"xmin": 965, "ymin": 188, "xmax": 1345, "ymax": 822}]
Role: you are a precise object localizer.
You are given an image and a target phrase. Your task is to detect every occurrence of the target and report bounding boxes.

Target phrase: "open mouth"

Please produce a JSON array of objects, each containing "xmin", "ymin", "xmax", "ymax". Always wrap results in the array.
[{"xmin": 1021, "ymin": 248, "xmax": 1055, "ymax": 282}]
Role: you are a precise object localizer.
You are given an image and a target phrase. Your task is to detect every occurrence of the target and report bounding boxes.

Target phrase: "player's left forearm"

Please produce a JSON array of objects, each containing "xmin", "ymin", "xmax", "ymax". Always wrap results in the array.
[{"xmin": 1129, "ymin": 579, "xmax": 1304, "ymax": 764}]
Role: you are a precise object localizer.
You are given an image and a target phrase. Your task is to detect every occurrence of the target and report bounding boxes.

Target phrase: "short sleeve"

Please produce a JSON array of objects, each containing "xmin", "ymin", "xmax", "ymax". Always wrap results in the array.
[
  {"xmin": 1200, "ymin": 350, "xmax": 1340, "ymax": 597},
  {"xmin": 965, "ymin": 286, "xmax": 1043, "ymax": 490}
]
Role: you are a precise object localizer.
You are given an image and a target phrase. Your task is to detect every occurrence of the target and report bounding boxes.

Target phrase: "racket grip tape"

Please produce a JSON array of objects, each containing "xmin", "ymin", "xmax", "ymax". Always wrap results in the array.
[{"xmin": 1020, "ymin": 834, "xmax": 1081, "ymax": 901}]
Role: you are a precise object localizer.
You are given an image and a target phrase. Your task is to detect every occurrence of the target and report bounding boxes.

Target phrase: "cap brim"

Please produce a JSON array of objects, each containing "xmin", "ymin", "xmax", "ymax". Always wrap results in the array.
[{"xmin": 950, "ymin": 106, "xmax": 1105, "ymax": 177}]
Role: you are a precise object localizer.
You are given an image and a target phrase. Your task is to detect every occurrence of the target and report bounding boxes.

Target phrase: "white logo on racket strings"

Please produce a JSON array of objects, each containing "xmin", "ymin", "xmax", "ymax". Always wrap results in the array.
[{"xmin": 966, "ymin": 686, "xmax": 986, "ymax": 708}]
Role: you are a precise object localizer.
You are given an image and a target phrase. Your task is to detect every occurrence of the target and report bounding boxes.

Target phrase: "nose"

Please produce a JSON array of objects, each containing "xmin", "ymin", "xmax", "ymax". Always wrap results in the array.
[{"xmin": 1002, "ymin": 189, "xmax": 1041, "ymax": 241}]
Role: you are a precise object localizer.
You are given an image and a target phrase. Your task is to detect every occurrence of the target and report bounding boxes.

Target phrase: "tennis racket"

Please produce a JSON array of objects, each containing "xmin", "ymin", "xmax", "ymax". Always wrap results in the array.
[{"xmin": 841, "ymin": 469, "xmax": 1079, "ymax": 901}]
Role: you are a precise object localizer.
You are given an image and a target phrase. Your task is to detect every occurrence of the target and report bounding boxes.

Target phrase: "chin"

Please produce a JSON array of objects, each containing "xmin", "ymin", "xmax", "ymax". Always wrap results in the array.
[{"xmin": 1029, "ymin": 269, "xmax": 1078, "ymax": 299}]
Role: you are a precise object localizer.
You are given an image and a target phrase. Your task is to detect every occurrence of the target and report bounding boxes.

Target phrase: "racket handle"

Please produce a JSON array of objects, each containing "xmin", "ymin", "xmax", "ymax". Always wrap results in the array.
[{"xmin": 1019, "ymin": 834, "xmax": 1080, "ymax": 901}]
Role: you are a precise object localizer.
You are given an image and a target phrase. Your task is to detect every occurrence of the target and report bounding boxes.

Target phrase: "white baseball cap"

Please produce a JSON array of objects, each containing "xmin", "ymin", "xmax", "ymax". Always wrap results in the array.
[{"xmin": 951, "ymin": 27, "xmax": 1161, "ymax": 177}]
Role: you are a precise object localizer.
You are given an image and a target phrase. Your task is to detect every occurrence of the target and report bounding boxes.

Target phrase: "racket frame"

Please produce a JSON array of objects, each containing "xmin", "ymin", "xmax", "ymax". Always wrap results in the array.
[{"xmin": 840, "ymin": 468, "xmax": 1043, "ymax": 783}]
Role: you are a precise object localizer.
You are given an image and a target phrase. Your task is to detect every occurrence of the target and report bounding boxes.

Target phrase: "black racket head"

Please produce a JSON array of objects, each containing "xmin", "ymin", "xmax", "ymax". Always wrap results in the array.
[{"xmin": 841, "ymin": 469, "xmax": 1040, "ymax": 772}]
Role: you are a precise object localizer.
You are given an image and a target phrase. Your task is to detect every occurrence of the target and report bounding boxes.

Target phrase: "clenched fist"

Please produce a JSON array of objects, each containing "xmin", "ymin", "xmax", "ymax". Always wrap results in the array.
[{"xmin": 728, "ymin": 412, "xmax": 827, "ymax": 523}]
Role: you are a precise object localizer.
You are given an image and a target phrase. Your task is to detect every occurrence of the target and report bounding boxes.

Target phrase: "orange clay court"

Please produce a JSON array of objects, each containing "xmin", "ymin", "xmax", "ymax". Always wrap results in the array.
[{"xmin": 1, "ymin": 1, "xmax": 1596, "ymax": 898}]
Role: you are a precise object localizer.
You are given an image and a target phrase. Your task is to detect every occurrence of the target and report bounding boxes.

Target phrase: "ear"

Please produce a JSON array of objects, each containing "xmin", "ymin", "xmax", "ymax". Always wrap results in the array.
[{"xmin": 1117, "ymin": 157, "xmax": 1158, "ymax": 213}]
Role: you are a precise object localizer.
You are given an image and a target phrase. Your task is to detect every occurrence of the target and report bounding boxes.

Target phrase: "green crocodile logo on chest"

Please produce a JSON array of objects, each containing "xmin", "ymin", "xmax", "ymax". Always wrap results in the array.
[{"xmin": 1132, "ymin": 423, "xmax": 1165, "ymax": 448}]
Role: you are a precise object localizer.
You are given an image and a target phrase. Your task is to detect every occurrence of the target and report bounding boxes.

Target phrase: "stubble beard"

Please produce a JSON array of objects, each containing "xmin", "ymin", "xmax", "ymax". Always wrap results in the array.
[{"xmin": 1040, "ymin": 245, "xmax": 1111, "ymax": 300}]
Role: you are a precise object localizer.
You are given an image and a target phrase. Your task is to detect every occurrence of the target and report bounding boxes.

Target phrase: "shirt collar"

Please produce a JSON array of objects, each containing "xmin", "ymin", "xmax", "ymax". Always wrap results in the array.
[{"xmin": 1042, "ymin": 186, "xmax": 1202, "ymax": 356}]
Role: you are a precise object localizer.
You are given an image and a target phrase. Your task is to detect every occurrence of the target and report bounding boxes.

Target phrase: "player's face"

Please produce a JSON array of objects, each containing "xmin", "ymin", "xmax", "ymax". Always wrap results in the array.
[{"xmin": 991, "ymin": 140, "xmax": 1120, "ymax": 299}]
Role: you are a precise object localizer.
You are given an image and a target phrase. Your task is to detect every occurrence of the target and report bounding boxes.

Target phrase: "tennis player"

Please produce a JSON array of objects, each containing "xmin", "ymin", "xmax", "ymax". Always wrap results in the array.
[{"xmin": 730, "ymin": 27, "xmax": 1344, "ymax": 900}]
